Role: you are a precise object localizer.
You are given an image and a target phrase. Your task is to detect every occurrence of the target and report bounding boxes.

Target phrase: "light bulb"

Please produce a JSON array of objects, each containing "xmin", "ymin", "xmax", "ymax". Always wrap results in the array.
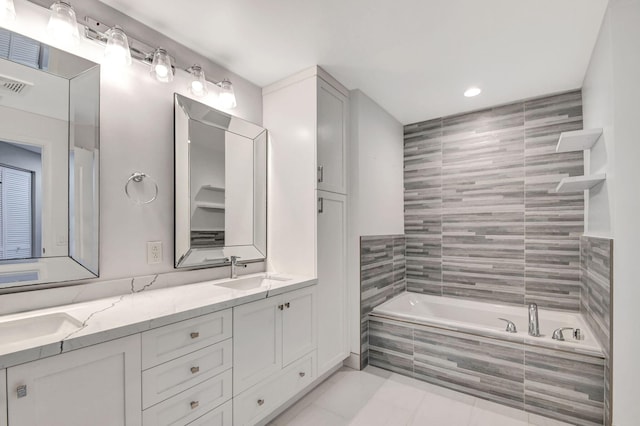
[
  {"xmin": 0, "ymin": 0, "xmax": 16, "ymax": 21},
  {"xmin": 150, "ymin": 48, "xmax": 173, "ymax": 82},
  {"xmin": 104, "ymin": 26, "xmax": 131, "ymax": 67},
  {"xmin": 217, "ymin": 79, "xmax": 236, "ymax": 109},
  {"xmin": 47, "ymin": 1, "xmax": 80, "ymax": 46},
  {"xmin": 188, "ymin": 65, "xmax": 207, "ymax": 97},
  {"xmin": 464, "ymin": 87, "xmax": 482, "ymax": 97}
]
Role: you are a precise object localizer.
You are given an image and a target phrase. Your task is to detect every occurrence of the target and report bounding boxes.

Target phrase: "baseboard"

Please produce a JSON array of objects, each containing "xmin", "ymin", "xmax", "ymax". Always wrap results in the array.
[{"xmin": 343, "ymin": 352, "xmax": 361, "ymax": 370}]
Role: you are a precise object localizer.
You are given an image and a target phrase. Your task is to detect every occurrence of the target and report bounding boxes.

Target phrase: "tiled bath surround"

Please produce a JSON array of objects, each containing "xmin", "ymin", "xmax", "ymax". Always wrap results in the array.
[
  {"xmin": 368, "ymin": 316, "xmax": 605, "ymax": 426},
  {"xmin": 360, "ymin": 235, "xmax": 406, "ymax": 368},
  {"xmin": 404, "ymin": 91, "xmax": 584, "ymax": 310},
  {"xmin": 580, "ymin": 236, "xmax": 613, "ymax": 426}
]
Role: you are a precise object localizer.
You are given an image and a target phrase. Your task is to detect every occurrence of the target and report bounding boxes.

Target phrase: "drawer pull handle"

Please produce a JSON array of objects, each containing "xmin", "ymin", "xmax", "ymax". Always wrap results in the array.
[
  {"xmin": 190, "ymin": 332, "xmax": 200, "ymax": 339},
  {"xmin": 190, "ymin": 401, "xmax": 199, "ymax": 409},
  {"xmin": 190, "ymin": 366, "xmax": 200, "ymax": 374},
  {"xmin": 285, "ymin": 302, "xmax": 290, "ymax": 309},
  {"xmin": 257, "ymin": 399, "xmax": 265, "ymax": 406},
  {"xmin": 278, "ymin": 305, "xmax": 284, "ymax": 311},
  {"xmin": 299, "ymin": 372, "xmax": 306, "ymax": 377}
]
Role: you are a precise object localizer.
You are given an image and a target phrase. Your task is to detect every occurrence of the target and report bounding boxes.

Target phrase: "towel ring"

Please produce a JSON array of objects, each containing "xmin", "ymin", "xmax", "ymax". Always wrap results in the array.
[{"xmin": 125, "ymin": 172, "xmax": 158, "ymax": 205}]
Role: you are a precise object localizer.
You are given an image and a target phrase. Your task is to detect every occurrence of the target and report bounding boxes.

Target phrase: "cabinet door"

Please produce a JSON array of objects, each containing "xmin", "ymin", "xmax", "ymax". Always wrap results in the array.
[
  {"xmin": 7, "ymin": 334, "xmax": 142, "ymax": 426},
  {"xmin": 233, "ymin": 296, "xmax": 282, "ymax": 394},
  {"xmin": 317, "ymin": 78, "xmax": 347, "ymax": 194},
  {"xmin": 1, "ymin": 369, "xmax": 6, "ymax": 426},
  {"xmin": 282, "ymin": 286, "xmax": 316, "ymax": 366},
  {"xmin": 316, "ymin": 191, "xmax": 348, "ymax": 375}
]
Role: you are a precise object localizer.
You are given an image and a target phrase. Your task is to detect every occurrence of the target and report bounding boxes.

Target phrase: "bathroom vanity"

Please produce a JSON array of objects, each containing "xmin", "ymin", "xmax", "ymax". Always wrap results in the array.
[{"xmin": 0, "ymin": 273, "xmax": 317, "ymax": 426}]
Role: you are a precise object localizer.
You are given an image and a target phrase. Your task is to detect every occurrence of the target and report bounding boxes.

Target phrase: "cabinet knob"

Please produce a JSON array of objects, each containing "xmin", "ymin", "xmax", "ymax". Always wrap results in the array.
[
  {"xmin": 278, "ymin": 305, "xmax": 284, "ymax": 311},
  {"xmin": 190, "ymin": 332, "xmax": 200, "ymax": 339},
  {"xmin": 190, "ymin": 401, "xmax": 199, "ymax": 410},
  {"xmin": 190, "ymin": 366, "xmax": 200, "ymax": 374},
  {"xmin": 317, "ymin": 165, "xmax": 324, "ymax": 183},
  {"xmin": 257, "ymin": 399, "xmax": 265, "ymax": 406},
  {"xmin": 285, "ymin": 302, "xmax": 291, "ymax": 309},
  {"xmin": 17, "ymin": 385, "xmax": 27, "ymax": 398},
  {"xmin": 299, "ymin": 372, "xmax": 306, "ymax": 378}
]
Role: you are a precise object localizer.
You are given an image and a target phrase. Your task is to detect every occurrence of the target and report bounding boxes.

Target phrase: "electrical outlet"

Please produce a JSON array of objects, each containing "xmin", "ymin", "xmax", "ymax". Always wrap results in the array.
[{"xmin": 147, "ymin": 241, "xmax": 162, "ymax": 264}]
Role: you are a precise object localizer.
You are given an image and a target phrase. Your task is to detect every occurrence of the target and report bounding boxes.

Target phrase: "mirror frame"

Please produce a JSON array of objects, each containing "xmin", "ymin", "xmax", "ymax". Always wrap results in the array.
[
  {"xmin": 0, "ymin": 29, "xmax": 100, "ymax": 290},
  {"xmin": 174, "ymin": 93, "xmax": 267, "ymax": 269}
]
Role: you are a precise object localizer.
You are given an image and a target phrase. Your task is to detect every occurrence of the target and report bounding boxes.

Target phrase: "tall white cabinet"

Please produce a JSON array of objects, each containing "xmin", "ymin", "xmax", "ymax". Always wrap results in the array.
[{"xmin": 264, "ymin": 66, "xmax": 349, "ymax": 378}]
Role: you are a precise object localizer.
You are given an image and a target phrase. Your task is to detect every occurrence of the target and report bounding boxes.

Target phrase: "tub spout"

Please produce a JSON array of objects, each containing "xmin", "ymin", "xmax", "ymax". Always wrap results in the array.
[{"xmin": 528, "ymin": 303, "xmax": 540, "ymax": 337}]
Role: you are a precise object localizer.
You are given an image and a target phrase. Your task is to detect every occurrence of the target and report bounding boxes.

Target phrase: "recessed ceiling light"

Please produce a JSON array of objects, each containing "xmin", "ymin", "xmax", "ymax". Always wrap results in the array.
[{"xmin": 464, "ymin": 87, "xmax": 482, "ymax": 97}]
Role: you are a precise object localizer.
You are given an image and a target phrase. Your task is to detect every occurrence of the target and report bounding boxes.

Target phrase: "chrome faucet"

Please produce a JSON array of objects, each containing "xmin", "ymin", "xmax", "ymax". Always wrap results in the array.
[
  {"xmin": 528, "ymin": 303, "xmax": 540, "ymax": 337},
  {"xmin": 229, "ymin": 256, "xmax": 246, "ymax": 279}
]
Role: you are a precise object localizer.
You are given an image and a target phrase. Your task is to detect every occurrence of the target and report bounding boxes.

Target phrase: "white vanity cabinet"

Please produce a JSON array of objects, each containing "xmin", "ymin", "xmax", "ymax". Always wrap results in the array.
[
  {"xmin": 141, "ymin": 309, "xmax": 233, "ymax": 426},
  {"xmin": 233, "ymin": 286, "xmax": 316, "ymax": 425},
  {"xmin": 317, "ymin": 78, "xmax": 348, "ymax": 195},
  {"xmin": 6, "ymin": 334, "xmax": 142, "ymax": 426},
  {"xmin": 1, "ymin": 369, "xmax": 6, "ymax": 426}
]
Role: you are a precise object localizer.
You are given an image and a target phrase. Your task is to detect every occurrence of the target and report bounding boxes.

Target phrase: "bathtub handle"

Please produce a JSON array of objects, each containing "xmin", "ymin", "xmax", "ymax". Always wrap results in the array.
[
  {"xmin": 552, "ymin": 327, "xmax": 575, "ymax": 341},
  {"xmin": 498, "ymin": 318, "xmax": 517, "ymax": 333}
]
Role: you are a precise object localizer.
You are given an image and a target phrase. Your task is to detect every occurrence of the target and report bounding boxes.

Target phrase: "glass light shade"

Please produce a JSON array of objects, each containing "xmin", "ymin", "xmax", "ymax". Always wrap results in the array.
[
  {"xmin": 218, "ymin": 79, "xmax": 237, "ymax": 109},
  {"xmin": 188, "ymin": 65, "xmax": 208, "ymax": 97},
  {"xmin": 47, "ymin": 1, "xmax": 80, "ymax": 46},
  {"xmin": 150, "ymin": 47, "xmax": 173, "ymax": 83},
  {"xmin": 0, "ymin": 0, "xmax": 16, "ymax": 21},
  {"xmin": 104, "ymin": 26, "xmax": 132, "ymax": 67}
]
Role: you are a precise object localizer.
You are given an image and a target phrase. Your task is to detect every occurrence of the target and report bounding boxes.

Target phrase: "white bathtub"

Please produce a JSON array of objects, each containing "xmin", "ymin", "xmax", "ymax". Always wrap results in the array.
[{"xmin": 371, "ymin": 292, "xmax": 603, "ymax": 356}]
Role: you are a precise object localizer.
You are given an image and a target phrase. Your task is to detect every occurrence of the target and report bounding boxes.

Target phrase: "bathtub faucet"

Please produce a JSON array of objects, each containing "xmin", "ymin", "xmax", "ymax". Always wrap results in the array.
[{"xmin": 528, "ymin": 303, "xmax": 540, "ymax": 337}]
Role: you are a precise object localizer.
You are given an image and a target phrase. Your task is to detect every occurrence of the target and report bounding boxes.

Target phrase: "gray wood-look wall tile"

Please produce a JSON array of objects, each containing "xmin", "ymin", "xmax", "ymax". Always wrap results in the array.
[
  {"xmin": 368, "ymin": 315, "xmax": 605, "ymax": 426},
  {"xmin": 524, "ymin": 345, "xmax": 605, "ymax": 426},
  {"xmin": 403, "ymin": 90, "xmax": 585, "ymax": 310},
  {"xmin": 360, "ymin": 235, "xmax": 406, "ymax": 368},
  {"xmin": 580, "ymin": 236, "xmax": 612, "ymax": 426}
]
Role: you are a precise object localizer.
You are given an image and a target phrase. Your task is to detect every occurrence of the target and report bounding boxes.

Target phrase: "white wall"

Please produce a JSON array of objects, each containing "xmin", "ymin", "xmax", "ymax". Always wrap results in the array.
[
  {"xmin": 1, "ymin": 0, "xmax": 263, "ymax": 297},
  {"xmin": 582, "ymin": 0, "xmax": 640, "ymax": 424},
  {"xmin": 347, "ymin": 89, "xmax": 404, "ymax": 355}
]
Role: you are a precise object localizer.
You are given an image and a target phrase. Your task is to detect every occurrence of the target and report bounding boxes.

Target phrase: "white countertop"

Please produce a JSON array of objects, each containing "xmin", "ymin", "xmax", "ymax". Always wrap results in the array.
[{"xmin": 0, "ymin": 273, "xmax": 316, "ymax": 369}]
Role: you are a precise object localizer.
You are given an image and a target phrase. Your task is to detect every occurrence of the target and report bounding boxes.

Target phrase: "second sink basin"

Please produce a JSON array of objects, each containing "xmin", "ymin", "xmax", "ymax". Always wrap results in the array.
[{"xmin": 0, "ymin": 312, "xmax": 83, "ymax": 348}]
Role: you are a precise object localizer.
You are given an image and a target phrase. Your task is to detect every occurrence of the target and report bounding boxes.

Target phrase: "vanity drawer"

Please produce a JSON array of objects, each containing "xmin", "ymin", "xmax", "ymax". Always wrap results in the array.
[
  {"xmin": 186, "ymin": 400, "xmax": 232, "ymax": 426},
  {"xmin": 142, "ymin": 309, "xmax": 232, "ymax": 369},
  {"xmin": 142, "ymin": 369, "xmax": 232, "ymax": 426},
  {"xmin": 142, "ymin": 339, "xmax": 232, "ymax": 409},
  {"xmin": 233, "ymin": 353, "xmax": 315, "ymax": 426}
]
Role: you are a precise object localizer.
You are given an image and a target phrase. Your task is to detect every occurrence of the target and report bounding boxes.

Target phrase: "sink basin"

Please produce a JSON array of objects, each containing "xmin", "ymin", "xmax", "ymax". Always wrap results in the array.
[
  {"xmin": 216, "ymin": 276, "xmax": 270, "ymax": 291},
  {"xmin": 215, "ymin": 274, "xmax": 292, "ymax": 291},
  {"xmin": 0, "ymin": 312, "xmax": 83, "ymax": 345}
]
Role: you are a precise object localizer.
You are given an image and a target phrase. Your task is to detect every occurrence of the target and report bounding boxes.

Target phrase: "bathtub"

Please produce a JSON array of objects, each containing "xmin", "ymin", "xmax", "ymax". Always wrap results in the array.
[
  {"xmin": 371, "ymin": 292, "xmax": 603, "ymax": 356},
  {"xmin": 367, "ymin": 292, "xmax": 606, "ymax": 426}
]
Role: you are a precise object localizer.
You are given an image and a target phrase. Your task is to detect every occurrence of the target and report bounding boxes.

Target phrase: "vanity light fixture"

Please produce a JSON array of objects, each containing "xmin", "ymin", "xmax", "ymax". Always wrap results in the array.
[
  {"xmin": 187, "ymin": 65, "xmax": 208, "ymax": 97},
  {"xmin": 0, "ymin": 0, "xmax": 16, "ymax": 21},
  {"xmin": 150, "ymin": 47, "xmax": 174, "ymax": 83},
  {"xmin": 47, "ymin": 1, "xmax": 80, "ymax": 46},
  {"xmin": 464, "ymin": 87, "xmax": 482, "ymax": 97},
  {"xmin": 217, "ymin": 79, "xmax": 237, "ymax": 109},
  {"xmin": 104, "ymin": 25, "xmax": 131, "ymax": 67}
]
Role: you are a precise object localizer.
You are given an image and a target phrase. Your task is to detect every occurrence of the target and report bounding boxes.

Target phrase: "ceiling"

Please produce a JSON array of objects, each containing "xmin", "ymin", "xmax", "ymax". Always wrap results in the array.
[{"xmin": 97, "ymin": 0, "xmax": 608, "ymax": 124}]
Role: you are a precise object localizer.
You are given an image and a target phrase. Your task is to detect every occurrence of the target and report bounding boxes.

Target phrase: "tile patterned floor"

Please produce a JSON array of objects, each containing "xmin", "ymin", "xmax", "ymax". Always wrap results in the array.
[{"xmin": 269, "ymin": 366, "xmax": 573, "ymax": 426}]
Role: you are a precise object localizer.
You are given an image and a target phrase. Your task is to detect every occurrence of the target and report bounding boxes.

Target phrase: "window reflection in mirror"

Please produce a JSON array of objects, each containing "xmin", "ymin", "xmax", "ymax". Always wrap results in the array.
[{"xmin": 0, "ymin": 28, "xmax": 99, "ymax": 289}]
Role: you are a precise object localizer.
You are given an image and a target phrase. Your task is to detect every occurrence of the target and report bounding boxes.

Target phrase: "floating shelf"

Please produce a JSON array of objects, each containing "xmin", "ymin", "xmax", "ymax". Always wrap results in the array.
[
  {"xmin": 195, "ymin": 201, "xmax": 225, "ymax": 210},
  {"xmin": 555, "ymin": 174, "xmax": 606, "ymax": 193},
  {"xmin": 556, "ymin": 128, "xmax": 603, "ymax": 153},
  {"xmin": 201, "ymin": 185, "xmax": 225, "ymax": 192}
]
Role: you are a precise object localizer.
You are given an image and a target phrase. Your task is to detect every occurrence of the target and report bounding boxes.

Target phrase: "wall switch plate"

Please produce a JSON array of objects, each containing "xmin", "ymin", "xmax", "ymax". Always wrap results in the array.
[{"xmin": 147, "ymin": 241, "xmax": 162, "ymax": 264}]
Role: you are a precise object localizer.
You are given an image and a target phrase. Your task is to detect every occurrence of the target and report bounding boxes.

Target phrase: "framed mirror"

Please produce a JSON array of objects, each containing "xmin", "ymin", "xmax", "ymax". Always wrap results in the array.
[
  {"xmin": 0, "ymin": 29, "xmax": 99, "ymax": 289},
  {"xmin": 174, "ymin": 94, "xmax": 266, "ymax": 269}
]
